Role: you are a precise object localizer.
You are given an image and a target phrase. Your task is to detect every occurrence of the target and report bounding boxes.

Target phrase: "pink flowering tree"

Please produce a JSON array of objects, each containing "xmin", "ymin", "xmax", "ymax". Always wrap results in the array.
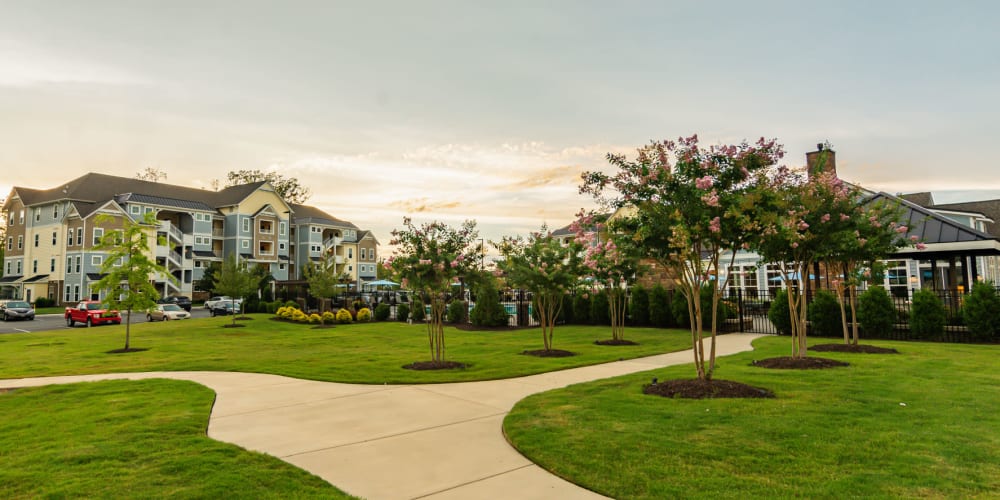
[
  {"xmin": 496, "ymin": 226, "xmax": 583, "ymax": 353},
  {"xmin": 571, "ymin": 210, "xmax": 643, "ymax": 343},
  {"xmin": 388, "ymin": 218, "xmax": 479, "ymax": 366},
  {"xmin": 581, "ymin": 135, "xmax": 784, "ymax": 380}
]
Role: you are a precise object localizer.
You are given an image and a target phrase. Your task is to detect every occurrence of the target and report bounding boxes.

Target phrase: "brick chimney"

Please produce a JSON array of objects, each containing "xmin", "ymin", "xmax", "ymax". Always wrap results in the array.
[{"xmin": 805, "ymin": 143, "xmax": 837, "ymax": 178}]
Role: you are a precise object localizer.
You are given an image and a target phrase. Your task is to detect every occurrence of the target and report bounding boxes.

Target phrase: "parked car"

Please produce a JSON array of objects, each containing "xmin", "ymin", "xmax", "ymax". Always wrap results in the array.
[
  {"xmin": 147, "ymin": 304, "xmax": 191, "ymax": 321},
  {"xmin": 205, "ymin": 296, "xmax": 242, "ymax": 310},
  {"xmin": 157, "ymin": 295, "xmax": 192, "ymax": 312},
  {"xmin": 209, "ymin": 301, "xmax": 241, "ymax": 316},
  {"xmin": 0, "ymin": 300, "xmax": 35, "ymax": 321},
  {"xmin": 65, "ymin": 301, "xmax": 122, "ymax": 327}
]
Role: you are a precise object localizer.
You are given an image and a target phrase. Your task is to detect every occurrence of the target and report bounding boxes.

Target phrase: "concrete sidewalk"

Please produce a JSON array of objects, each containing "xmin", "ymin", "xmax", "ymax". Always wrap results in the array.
[{"xmin": 0, "ymin": 333, "xmax": 764, "ymax": 499}]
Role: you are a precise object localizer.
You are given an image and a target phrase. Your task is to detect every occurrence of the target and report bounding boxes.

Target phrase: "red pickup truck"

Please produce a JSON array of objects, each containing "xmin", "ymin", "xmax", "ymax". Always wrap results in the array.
[{"xmin": 65, "ymin": 301, "xmax": 122, "ymax": 327}]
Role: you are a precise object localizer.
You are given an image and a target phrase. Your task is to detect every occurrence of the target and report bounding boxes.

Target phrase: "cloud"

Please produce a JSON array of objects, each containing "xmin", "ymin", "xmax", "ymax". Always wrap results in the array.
[
  {"xmin": 0, "ymin": 43, "xmax": 148, "ymax": 87},
  {"xmin": 389, "ymin": 197, "xmax": 462, "ymax": 213}
]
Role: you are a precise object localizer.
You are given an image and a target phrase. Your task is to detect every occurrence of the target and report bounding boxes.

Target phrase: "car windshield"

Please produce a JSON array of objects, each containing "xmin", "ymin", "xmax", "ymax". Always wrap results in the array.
[
  {"xmin": 7, "ymin": 301, "xmax": 29, "ymax": 308},
  {"xmin": 162, "ymin": 304, "xmax": 182, "ymax": 311},
  {"xmin": 85, "ymin": 303, "xmax": 104, "ymax": 310}
]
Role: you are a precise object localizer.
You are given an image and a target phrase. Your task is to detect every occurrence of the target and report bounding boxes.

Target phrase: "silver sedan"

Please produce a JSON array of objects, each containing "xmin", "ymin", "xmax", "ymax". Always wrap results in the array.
[{"xmin": 147, "ymin": 304, "xmax": 191, "ymax": 321}]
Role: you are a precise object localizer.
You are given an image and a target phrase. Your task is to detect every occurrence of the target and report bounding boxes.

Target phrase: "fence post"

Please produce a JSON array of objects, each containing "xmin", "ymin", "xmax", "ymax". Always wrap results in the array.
[{"xmin": 737, "ymin": 288, "xmax": 744, "ymax": 333}]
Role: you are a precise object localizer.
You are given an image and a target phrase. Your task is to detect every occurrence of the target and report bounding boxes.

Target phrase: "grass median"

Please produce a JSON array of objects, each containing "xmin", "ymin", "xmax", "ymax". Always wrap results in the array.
[
  {"xmin": 504, "ymin": 336, "xmax": 1000, "ymax": 498},
  {"xmin": 0, "ymin": 379, "xmax": 351, "ymax": 499},
  {"xmin": 0, "ymin": 315, "xmax": 693, "ymax": 383}
]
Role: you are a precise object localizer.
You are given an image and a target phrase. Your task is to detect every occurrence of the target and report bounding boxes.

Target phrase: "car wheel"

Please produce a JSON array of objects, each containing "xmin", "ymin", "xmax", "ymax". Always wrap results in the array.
[
  {"xmin": 164, "ymin": 316, "xmax": 169, "ymax": 321},
  {"xmin": 67, "ymin": 317, "xmax": 74, "ymax": 327},
  {"xmin": 210, "ymin": 310, "xmax": 216, "ymax": 317},
  {"xmin": 147, "ymin": 314, "xmax": 153, "ymax": 322},
  {"xmin": 86, "ymin": 317, "xmax": 93, "ymax": 328}
]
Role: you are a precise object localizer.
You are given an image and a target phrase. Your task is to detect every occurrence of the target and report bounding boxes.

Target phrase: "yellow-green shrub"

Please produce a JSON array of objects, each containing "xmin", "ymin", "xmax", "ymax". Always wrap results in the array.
[
  {"xmin": 356, "ymin": 307, "xmax": 372, "ymax": 322},
  {"xmin": 308, "ymin": 313, "xmax": 322, "ymax": 324},
  {"xmin": 291, "ymin": 309, "xmax": 308, "ymax": 322},
  {"xmin": 276, "ymin": 306, "xmax": 291, "ymax": 319},
  {"xmin": 321, "ymin": 311, "xmax": 336, "ymax": 325},
  {"xmin": 336, "ymin": 308, "xmax": 353, "ymax": 324}
]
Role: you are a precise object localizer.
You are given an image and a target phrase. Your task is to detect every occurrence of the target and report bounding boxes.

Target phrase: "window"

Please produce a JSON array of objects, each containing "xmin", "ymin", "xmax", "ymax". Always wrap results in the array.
[
  {"xmin": 67, "ymin": 257, "xmax": 72, "ymax": 272},
  {"xmin": 34, "ymin": 234, "xmax": 39, "ymax": 247},
  {"xmin": 65, "ymin": 285, "xmax": 71, "ymax": 302},
  {"xmin": 348, "ymin": 265, "xmax": 353, "ymax": 272},
  {"xmin": 53, "ymin": 205, "xmax": 59, "ymax": 218},
  {"xmin": 75, "ymin": 256, "xmax": 81, "ymax": 273},
  {"xmin": 32, "ymin": 260, "xmax": 37, "ymax": 273},
  {"xmin": 348, "ymin": 248, "xmax": 353, "ymax": 259},
  {"xmin": 360, "ymin": 248, "xmax": 366, "ymax": 260},
  {"xmin": 310, "ymin": 227, "xmax": 320, "ymax": 233},
  {"xmin": 67, "ymin": 228, "xmax": 74, "ymax": 246},
  {"xmin": 73, "ymin": 285, "xmax": 80, "ymax": 302},
  {"xmin": 17, "ymin": 235, "xmax": 23, "ymax": 249},
  {"xmin": 194, "ymin": 260, "xmax": 203, "ymax": 268},
  {"xmin": 16, "ymin": 261, "xmax": 22, "ymax": 274},
  {"xmin": 144, "ymin": 207, "xmax": 154, "ymax": 214},
  {"xmin": 259, "ymin": 220, "xmax": 273, "ymax": 234},
  {"xmin": 131, "ymin": 205, "xmax": 141, "ymax": 215},
  {"xmin": 50, "ymin": 258, "xmax": 55, "ymax": 272},
  {"xmin": 93, "ymin": 228, "xmax": 104, "ymax": 245},
  {"xmin": 278, "ymin": 263, "xmax": 286, "ymax": 271},
  {"xmin": 18, "ymin": 210, "xmax": 24, "ymax": 224},
  {"xmin": 76, "ymin": 228, "xmax": 82, "ymax": 246},
  {"xmin": 52, "ymin": 231, "xmax": 57, "ymax": 245},
  {"xmin": 279, "ymin": 222, "xmax": 286, "ymax": 235},
  {"xmin": 5, "ymin": 237, "xmax": 10, "ymax": 250},
  {"xmin": 241, "ymin": 240, "xmax": 250, "ymax": 249},
  {"xmin": 279, "ymin": 242, "xmax": 286, "ymax": 251},
  {"xmin": 92, "ymin": 256, "xmax": 103, "ymax": 266},
  {"xmin": 242, "ymin": 218, "xmax": 250, "ymax": 233},
  {"xmin": 259, "ymin": 241, "xmax": 273, "ymax": 255},
  {"xmin": 34, "ymin": 207, "xmax": 41, "ymax": 222},
  {"xmin": 4, "ymin": 262, "xmax": 9, "ymax": 275},
  {"xmin": 114, "ymin": 257, "xmax": 123, "ymax": 267}
]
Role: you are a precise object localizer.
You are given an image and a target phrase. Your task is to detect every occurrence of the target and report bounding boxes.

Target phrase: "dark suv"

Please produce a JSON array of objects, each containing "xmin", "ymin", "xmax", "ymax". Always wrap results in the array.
[{"xmin": 158, "ymin": 295, "xmax": 192, "ymax": 312}]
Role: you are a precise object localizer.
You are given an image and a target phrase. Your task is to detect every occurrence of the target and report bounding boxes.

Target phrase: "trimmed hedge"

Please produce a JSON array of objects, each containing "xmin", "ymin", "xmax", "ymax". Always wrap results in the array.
[
  {"xmin": 910, "ymin": 289, "xmax": 946, "ymax": 338},
  {"xmin": 858, "ymin": 286, "xmax": 894, "ymax": 337},
  {"xmin": 630, "ymin": 286, "xmax": 649, "ymax": 326},
  {"xmin": 808, "ymin": 290, "xmax": 842, "ymax": 337}
]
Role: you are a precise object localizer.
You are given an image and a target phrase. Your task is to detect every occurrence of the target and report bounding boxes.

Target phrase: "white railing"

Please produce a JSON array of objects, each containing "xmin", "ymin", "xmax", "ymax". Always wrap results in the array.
[
  {"xmin": 323, "ymin": 237, "xmax": 342, "ymax": 249},
  {"xmin": 168, "ymin": 250, "xmax": 183, "ymax": 268},
  {"xmin": 159, "ymin": 221, "xmax": 183, "ymax": 243}
]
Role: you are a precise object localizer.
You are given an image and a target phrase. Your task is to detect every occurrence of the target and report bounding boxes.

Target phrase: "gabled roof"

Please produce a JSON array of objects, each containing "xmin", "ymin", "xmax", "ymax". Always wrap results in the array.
[
  {"xmin": 118, "ymin": 193, "xmax": 214, "ymax": 212},
  {"xmin": 869, "ymin": 192, "xmax": 1000, "ymax": 258},
  {"xmin": 930, "ymin": 199, "xmax": 1000, "ymax": 238},
  {"xmin": 357, "ymin": 230, "xmax": 380, "ymax": 244},
  {"xmin": 900, "ymin": 192, "xmax": 935, "ymax": 207},
  {"xmin": 288, "ymin": 203, "xmax": 358, "ymax": 229}
]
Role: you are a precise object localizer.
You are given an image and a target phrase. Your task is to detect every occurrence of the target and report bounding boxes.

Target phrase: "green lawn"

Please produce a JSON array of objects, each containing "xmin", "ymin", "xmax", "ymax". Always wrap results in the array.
[
  {"xmin": 0, "ymin": 379, "xmax": 351, "ymax": 499},
  {"xmin": 504, "ymin": 336, "xmax": 1000, "ymax": 499},
  {"xmin": 0, "ymin": 316, "xmax": 692, "ymax": 383}
]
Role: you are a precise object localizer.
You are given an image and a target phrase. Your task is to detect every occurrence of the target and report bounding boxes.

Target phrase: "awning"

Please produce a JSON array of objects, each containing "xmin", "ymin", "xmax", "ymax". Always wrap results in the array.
[
  {"xmin": 21, "ymin": 275, "xmax": 49, "ymax": 283},
  {"xmin": 278, "ymin": 254, "xmax": 290, "ymax": 261},
  {"xmin": 86, "ymin": 273, "xmax": 109, "ymax": 281},
  {"xmin": 193, "ymin": 250, "xmax": 218, "ymax": 258},
  {"xmin": 0, "ymin": 275, "xmax": 23, "ymax": 283}
]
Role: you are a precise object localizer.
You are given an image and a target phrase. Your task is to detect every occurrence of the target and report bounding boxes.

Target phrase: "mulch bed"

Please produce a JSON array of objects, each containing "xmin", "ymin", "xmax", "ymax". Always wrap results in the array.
[
  {"xmin": 403, "ymin": 360, "xmax": 467, "ymax": 370},
  {"xmin": 522, "ymin": 349, "xmax": 575, "ymax": 357},
  {"xmin": 752, "ymin": 356, "xmax": 849, "ymax": 369},
  {"xmin": 235, "ymin": 316, "xmax": 254, "ymax": 321},
  {"xmin": 811, "ymin": 343, "xmax": 899, "ymax": 354},
  {"xmin": 644, "ymin": 379, "xmax": 775, "ymax": 399},
  {"xmin": 222, "ymin": 324, "xmax": 247, "ymax": 328},
  {"xmin": 310, "ymin": 325, "xmax": 336, "ymax": 329},
  {"xmin": 594, "ymin": 339, "xmax": 639, "ymax": 346},
  {"xmin": 106, "ymin": 347, "xmax": 151, "ymax": 354}
]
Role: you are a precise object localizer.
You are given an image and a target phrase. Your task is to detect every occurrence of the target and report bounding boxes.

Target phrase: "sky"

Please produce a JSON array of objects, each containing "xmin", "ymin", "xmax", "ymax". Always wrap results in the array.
[{"xmin": 2, "ymin": 1, "xmax": 999, "ymax": 251}]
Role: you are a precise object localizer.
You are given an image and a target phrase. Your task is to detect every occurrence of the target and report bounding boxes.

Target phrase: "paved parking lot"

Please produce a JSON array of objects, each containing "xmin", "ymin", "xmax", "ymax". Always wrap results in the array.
[{"xmin": 0, "ymin": 308, "xmax": 213, "ymax": 335}]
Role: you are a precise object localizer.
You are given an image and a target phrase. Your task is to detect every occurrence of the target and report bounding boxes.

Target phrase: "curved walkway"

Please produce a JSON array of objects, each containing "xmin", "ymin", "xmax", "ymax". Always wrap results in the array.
[{"xmin": 1, "ymin": 333, "xmax": 764, "ymax": 499}]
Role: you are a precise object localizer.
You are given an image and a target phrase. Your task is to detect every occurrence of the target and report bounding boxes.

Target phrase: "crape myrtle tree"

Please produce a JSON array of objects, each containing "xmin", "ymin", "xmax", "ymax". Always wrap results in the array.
[
  {"xmin": 388, "ymin": 218, "xmax": 479, "ymax": 365},
  {"xmin": 93, "ymin": 212, "xmax": 174, "ymax": 351},
  {"xmin": 571, "ymin": 210, "xmax": 643, "ymax": 343},
  {"xmin": 581, "ymin": 135, "xmax": 784, "ymax": 380},
  {"xmin": 495, "ymin": 226, "xmax": 583, "ymax": 352}
]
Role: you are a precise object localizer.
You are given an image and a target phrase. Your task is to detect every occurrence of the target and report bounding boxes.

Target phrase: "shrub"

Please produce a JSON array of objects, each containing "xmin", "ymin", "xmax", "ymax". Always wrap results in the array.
[
  {"xmin": 649, "ymin": 285, "xmax": 672, "ymax": 328},
  {"xmin": 34, "ymin": 297, "xmax": 55, "ymax": 308},
  {"xmin": 671, "ymin": 289, "xmax": 690, "ymax": 328},
  {"xmin": 285, "ymin": 300, "xmax": 299, "ymax": 309},
  {"xmin": 808, "ymin": 290, "xmax": 841, "ymax": 337},
  {"xmin": 397, "ymin": 303, "xmax": 411, "ymax": 322},
  {"xmin": 630, "ymin": 286, "xmax": 649, "ymax": 326},
  {"xmin": 558, "ymin": 293, "xmax": 574, "ymax": 324},
  {"xmin": 590, "ymin": 290, "xmax": 610, "ymax": 326},
  {"xmin": 291, "ymin": 309, "xmax": 308, "ymax": 323},
  {"xmin": 572, "ymin": 293, "xmax": 591, "ymax": 324},
  {"xmin": 411, "ymin": 299, "xmax": 425, "ymax": 322},
  {"xmin": 356, "ymin": 307, "xmax": 372, "ymax": 322},
  {"xmin": 374, "ymin": 303, "xmax": 391, "ymax": 321},
  {"xmin": 911, "ymin": 289, "xmax": 946, "ymax": 339},
  {"xmin": 276, "ymin": 306, "xmax": 289, "ymax": 318},
  {"xmin": 768, "ymin": 288, "xmax": 793, "ymax": 335},
  {"xmin": 335, "ymin": 308, "xmax": 353, "ymax": 324},
  {"xmin": 321, "ymin": 311, "xmax": 336, "ymax": 325},
  {"xmin": 962, "ymin": 281, "xmax": 1000, "ymax": 340},
  {"xmin": 858, "ymin": 286, "xmax": 894, "ymax": 337},
  {"xmin": 308, "ymin": 313, "xmax": 322, "ymax": 324},
  {"xmin": 470, "ymin": 288, "xmax": 509, "ymax": 327},
  {"xmin": 447, "ymin": 300, "xmax": 468, "ymax": 324}
]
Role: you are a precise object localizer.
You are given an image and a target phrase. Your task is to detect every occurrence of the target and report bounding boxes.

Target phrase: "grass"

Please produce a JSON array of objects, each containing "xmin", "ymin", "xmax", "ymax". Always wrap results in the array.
[
  {"xmin": 32, "ymin": 306, "xmax": 64, "ymax": 315},
  {"xmin": 0, "ymin": 379, "xmax": 351, "ymax": 499},
  {"xmin": 504, "ymin": 336, "xmax": 1000, "ymax": 498},
  {"xmin": 0, "ymin": 315, "xmax": 693, "ymax": 383}
]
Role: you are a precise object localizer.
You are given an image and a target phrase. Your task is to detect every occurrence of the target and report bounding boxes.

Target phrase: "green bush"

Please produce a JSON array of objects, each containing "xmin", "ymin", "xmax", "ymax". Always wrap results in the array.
[
  {"xmin": 470, "ymin": 287, "xmax": 509, "ymax": 327},
  {"xmin": 411, "ymin": 299, "xmax": 425, "ymax": 322},
  {"xmin": 356, "ymin": 307, "xmax": 372, "ymax": 322},
  {"xmin": 447, "ymin": 300, "xmax": 468, "ymax": 324},
  {"xmin": 374, "ymin": 303, "xmax": 391, "ymax": 321},
  {"xmin": 910, "ymin": 289, "xmax": 946, "ymax": 339},
  {"xmin": 649, "ymin": 285, "xmax": 672, "ymax": 328},
  {"xmin": 335, "ymin": 308, "xmax": 353, "ymax": 324},
  {"xmin": 808, "ymin": 290, "xmax": 842, "ymax": 337},
  {"xmin": 768, "ymin": 288, "xmax": 793, "ymax": 335},
  {"xmin": 962, "ymin": 281, "xmax": 1000, "ymax": 340},
  {"xmin": 558, "ymin": 293, "xmax": 574, "ymax": 324},
  {"xmin": 284, "ymin": 300, "xmax": 299, "ymax": 309},
  {"xmin": 321, "ymin": 311, "xmax": 336, "ymax": 325},
  {"xmin": 397, "ymin": 303, "xmax": 410, "ymax": 322},
  {"xmin": 858, "ymin": 286, "xmax": 894, "ymax": 336},
  {"xmin": 34, "ymin": 297, "xmax": 55, "ymax": 308},
  {"xmin": 572, "ymin": 294, "xmax": 591, "ymax": 325},
  {"xmin": 630, "ymin": 286, "xmax": 649, "ymax": 326},
  {"xmin": 590, "ymin": 290, "xmax": 610, "ymax": 326},
  {"xmin": 671, "ymin": 289, "xmax": 690, "ymax": 328}
]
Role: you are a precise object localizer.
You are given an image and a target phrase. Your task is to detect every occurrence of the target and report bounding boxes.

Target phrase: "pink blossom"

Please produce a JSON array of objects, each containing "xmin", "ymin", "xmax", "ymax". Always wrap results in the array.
[
  {"xmin": 797, "ymin": 221, "xmax": 810, "ymax": 231},
  {"xmin": 840, "ymin": 213, "xmax": 851, "ymax": 221},
  {"xmin": 791, "ymin": 242, "xmax": 799, "ymax": 249},
  {"xmin": 450, "ymin": 260, "xmax": 459, "ymax": 268},
  {"xmin": 820, "ymin": 213, "xmax": 830, "ymax": 223},
  {"xmin": 701, "ymin": 190, "xmax": 720, "ymax": 207},
  {"xmin": 419, "ymin": 259, "xmax": 432, "ymax": 265},
  {"xmin": 916, "ymin": 242, "xmax": 927, "ymax": 250},
  {"xmin": 708, "ymin": 216, "xmax": 721, "ymax": 233},
  {"xmin": 695, "ymin": 175, "xmax": 714, "ymax": 190},
  {"xmin": 741, "ymin": 242, "xmax": 750, "ymax": 250},
  {"xmin": 895, "ymin": 225, "xmax": 908, "ymax": 234},
  {"xmin": 858, "ymin": 238, "xmax": 867, "ymax": 247},
  {"xmin": 910, "ymin": 235, "xmax": 919, "ymax": 242},
  {"xmin": 863, "ymin": 269, "xmax": 871, "ymax": 278}
]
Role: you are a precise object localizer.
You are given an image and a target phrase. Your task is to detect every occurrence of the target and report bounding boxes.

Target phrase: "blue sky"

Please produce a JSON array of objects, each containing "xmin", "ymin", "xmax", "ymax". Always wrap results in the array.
[{"xmin": 1, "ymin": 1, "xmax": 998, "ymax": 244}]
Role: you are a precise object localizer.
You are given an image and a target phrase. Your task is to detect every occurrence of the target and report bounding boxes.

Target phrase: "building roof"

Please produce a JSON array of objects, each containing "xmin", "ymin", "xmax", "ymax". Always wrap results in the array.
[
  {"xmin": 870, "ymin": 192, "xmax": 1000, "ymax": 259},
  {"xmin": 21, "ymin": 275, "xmax": 49, "ymax": 283},
  {"xmin": 900, "ymin": 192, "xmax": 935, "ymax": 207},
  {"xmin": 929, "ymin": 199, "xmax": 1000, "ymax": 238},
  {"xmin": 118, "ymin": 193, "xmax": 215, "ymax": 212},
  {"xmin": 288, "ymin": 203, "xmax": 358, "ymax": 229}
]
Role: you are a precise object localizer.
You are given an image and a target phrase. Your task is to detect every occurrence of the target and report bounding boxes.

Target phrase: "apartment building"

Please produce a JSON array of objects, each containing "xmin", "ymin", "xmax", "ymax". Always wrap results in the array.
[{"xmin": 1, "ymin": 173, "xmax": 377, "ymax": 303}]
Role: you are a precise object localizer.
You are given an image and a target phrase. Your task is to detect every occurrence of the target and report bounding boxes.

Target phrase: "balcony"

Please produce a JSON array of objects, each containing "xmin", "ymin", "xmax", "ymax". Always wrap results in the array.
[
  {"xmin": 212, "ymin": 228, "xmax": 224, "ymax": 238},
  {"xmin": 323, "ymin": 237, "xmax": 342, "ymax": 250},
  {"xmin": 159, "ymin": 221, "xmax": 184, "ymax": 244}
]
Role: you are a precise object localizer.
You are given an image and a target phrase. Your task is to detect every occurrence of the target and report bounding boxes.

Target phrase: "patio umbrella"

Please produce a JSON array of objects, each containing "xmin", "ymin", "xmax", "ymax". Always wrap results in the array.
[{"xmin": 367, "ymin": 279, "xmax": 399, "ymax": 287}]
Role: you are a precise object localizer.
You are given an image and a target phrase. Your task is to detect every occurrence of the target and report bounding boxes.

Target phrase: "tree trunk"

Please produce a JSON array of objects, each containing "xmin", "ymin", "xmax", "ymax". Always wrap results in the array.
[{"xmin": 125, "ymin": 309, "xmax": 131, "ymax": 351}]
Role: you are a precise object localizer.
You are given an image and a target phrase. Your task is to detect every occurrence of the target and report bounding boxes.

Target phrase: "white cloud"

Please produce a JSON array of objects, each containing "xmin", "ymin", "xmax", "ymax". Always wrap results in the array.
[{"xmin": 0, "ymin": 43, "xmax": 148, "ymax": 87}]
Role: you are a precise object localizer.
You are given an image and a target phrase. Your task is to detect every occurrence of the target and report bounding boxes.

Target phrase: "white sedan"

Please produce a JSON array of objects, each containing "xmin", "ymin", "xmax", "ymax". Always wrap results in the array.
[{"xmin": 147, "ymin": 304, "xmax": 191, "ymax": 321}]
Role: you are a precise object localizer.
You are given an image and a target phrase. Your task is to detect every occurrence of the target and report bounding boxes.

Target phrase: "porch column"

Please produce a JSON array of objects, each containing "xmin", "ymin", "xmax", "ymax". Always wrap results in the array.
[{"xmin": 970, "ymin": 255, "xmax": 980, "ymax": 284}]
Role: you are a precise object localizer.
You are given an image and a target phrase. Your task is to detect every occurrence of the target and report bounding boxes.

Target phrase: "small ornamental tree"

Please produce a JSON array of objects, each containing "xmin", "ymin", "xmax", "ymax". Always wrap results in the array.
[
  {"xmin": 496, "ymin": 226, "xmax": 583, "ymax": 352},
  {"xmin": 304, "ymin": 252, "xmax": 340, "ymax": 313},
  {"xmin": 388, "ymin": 218, "xmax": 479, "ymax": 365},
  {"xmin": 213, "ymin": 255, "xmax": 258, "ymax": 327},
  {"xmin": 93, "ymin": 212, "xmax": 174, "ymax": 351},
  {"xmin": 582, "ymin": 134, "xmax": 784, "ymax": 380},
  {"xmin": 572, "ymin": 210, "xmax": 643, "ymax": 342}
]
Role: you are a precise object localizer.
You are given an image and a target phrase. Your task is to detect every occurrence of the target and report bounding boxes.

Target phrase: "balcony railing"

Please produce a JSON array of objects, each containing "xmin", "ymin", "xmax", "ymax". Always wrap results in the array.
[
  {"xmin": 159, "ymin": 221, "xmax": 184, "ymax": 243},
  {"xmin": 212, "ymin": 228, "xmax": 224, "ymax": 238}
]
